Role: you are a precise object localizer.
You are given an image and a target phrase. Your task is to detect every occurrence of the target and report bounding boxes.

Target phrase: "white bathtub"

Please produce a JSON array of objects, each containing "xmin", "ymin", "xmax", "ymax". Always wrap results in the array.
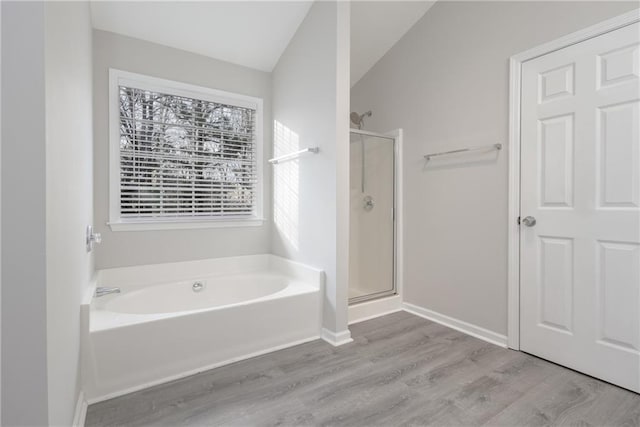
[{"xmin": 82, "ymin": 254, "xmax": 323, "ymax": 402}]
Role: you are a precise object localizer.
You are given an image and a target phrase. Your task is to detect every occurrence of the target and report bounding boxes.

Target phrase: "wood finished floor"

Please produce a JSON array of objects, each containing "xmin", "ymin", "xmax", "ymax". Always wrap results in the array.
[{"xmin": 86, "ymin": 312, "xmax": 640, "ymax": 426}]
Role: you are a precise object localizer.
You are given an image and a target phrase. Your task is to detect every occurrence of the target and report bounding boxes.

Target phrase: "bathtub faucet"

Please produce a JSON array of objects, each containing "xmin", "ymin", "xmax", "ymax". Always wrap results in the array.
[{"xmin": 95, "ymin": 287, "xmax": 121, "ymax": 297}]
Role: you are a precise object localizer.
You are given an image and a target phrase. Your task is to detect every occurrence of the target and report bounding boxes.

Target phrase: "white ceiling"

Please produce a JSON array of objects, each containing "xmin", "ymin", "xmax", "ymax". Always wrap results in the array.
[
  {"xmin": 90, "ymin": 1, "xmax": 434, "ymax": 82},
  {"xmin": 90, "ymin": 1, "xmax": 313, "ymax": 72},
  {"xmin": 351, "ymin": 1, "xmax": 435, "ymax": 86}
]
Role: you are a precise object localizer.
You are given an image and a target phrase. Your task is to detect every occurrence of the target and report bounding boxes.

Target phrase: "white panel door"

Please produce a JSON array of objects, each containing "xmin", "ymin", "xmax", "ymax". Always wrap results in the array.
[{"xmin": 520, "ymin": 22, "xmax": 639, "ymax": 392}]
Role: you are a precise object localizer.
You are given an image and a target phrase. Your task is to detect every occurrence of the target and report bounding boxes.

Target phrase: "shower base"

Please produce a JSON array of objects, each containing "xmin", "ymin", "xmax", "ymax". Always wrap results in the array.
[{"xmin": 348, "ymin": 294, "xmax": 402, "ymax": 325}]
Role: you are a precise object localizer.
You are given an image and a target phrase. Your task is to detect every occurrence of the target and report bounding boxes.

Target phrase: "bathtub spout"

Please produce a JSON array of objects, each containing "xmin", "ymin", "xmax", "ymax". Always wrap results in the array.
[{"xmin": 95, "ymin": 287, "xmax": 121, "ymax": 297}]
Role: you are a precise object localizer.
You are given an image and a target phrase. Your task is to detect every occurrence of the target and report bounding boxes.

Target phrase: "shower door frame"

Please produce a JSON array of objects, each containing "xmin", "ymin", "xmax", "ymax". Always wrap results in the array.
[{"xmin": 348, "ymin": 128, "xmax": 400, "ymax": 305}]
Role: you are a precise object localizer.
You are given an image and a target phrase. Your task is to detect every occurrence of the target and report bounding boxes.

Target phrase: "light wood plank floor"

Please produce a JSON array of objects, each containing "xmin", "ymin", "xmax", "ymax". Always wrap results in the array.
[{"xmin": 86, "ymin": 311, "xmax": 640, "ymax": 426}]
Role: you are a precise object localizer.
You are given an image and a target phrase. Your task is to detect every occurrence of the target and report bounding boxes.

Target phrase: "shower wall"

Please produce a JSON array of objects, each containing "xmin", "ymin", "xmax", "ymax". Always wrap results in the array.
[{"xmin": 349, "ymin": 133, "xmax": 394, "ymax": 301}]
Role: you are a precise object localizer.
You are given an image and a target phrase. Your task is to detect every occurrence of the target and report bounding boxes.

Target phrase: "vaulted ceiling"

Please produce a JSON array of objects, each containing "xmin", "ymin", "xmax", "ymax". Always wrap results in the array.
[
  {"xmin": 90, "ymin": 1, "xmax": 314, "ymax": 72},
  {"xmin": 90, "ymin": 1, "xmax": 435, "ymax": 83},
  {"xmin": 350, "ymin": 1, "xmax": 435, "ymax": 85}
]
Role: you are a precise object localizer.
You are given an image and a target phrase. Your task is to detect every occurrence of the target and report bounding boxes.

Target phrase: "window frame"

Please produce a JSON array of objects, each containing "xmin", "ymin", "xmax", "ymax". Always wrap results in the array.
[{"xmin": 108, "ymin": 69, "xmax": 264, "ymax": 231}]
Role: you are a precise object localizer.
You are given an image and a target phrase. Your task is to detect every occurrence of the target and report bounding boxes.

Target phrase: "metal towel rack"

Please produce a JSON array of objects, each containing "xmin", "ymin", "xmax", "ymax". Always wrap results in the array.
[
  {"xmin": 424, "ymin": 143, "xmax": 502, "ymax": 162},
  {"xmin": 268, "ymin": 147, "xmax": 319, "ymax": 164}
]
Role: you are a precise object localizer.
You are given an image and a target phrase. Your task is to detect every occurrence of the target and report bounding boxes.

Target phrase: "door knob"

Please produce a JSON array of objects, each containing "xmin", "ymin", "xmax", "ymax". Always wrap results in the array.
[{"xmin": 521, "ymin": 216, "xmax": 536, "ymax": 227}]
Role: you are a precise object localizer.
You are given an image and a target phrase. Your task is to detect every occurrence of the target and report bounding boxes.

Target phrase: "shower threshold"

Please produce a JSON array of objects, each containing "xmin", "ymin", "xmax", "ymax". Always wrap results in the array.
[{"xmin": 349, "ymin": 289, "xmax": 397, "ymax": 305}]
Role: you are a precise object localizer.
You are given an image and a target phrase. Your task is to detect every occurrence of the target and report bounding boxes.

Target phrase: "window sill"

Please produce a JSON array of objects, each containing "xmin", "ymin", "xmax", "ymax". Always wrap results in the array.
[{"xmin": 108, "ymin": 218, "xmax": 265, "ymax": 232}]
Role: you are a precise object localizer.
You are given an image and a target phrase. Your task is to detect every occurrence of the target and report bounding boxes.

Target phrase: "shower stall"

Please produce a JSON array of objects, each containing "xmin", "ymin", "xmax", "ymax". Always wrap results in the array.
[{"xmin": 349, "ymin": 129, "xmax": 397, "ymax": 304}]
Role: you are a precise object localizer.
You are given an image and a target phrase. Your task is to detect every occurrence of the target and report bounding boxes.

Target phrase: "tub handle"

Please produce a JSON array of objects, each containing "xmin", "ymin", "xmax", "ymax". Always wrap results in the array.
[{"xmin": 192, "ymin": 281, "xmax": 204, "ymax": 292}]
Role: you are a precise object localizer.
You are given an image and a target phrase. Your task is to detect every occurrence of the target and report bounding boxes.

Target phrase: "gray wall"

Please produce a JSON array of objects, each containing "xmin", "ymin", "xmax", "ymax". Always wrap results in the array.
[
  {"xmin": 272, "ymin": 1, "xmax": 350, "ymax": 333},
  {"xmin": 1, "ymin": 2, "xmax": 49, "ymax": 425},
  {"xmin": 93, "ymin": 30, "xmax": 272, "ymax": 269},
  {"xmin": 351, "ymin": 1, "xmax": 637, "ymax": 335},
  {"xmin": 1, "ymin": 2, "xmax": 95, "ymax": 424},
  {"xmin": 45, "ymin": 2, "xmax": 94, "ymax": 425}
]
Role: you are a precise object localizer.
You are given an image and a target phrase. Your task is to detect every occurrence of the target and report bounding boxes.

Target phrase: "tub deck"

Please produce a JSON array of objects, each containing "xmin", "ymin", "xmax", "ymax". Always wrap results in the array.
[{"xmin": 83, "ymin": 254, "xmax": 323, "ymax": 402}]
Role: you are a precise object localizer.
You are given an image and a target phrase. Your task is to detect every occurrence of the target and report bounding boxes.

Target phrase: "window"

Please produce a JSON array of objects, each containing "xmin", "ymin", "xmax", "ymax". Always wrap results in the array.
[{"xmin": 109, "ymin": 70, "xmax": 263, "ymax": 231}]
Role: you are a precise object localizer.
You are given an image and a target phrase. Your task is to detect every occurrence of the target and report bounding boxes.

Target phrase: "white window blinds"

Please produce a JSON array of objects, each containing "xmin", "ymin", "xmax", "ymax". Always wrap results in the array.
[{"xmin": 117, "ymin": 85, "xmax": 258, "ymax": 221}]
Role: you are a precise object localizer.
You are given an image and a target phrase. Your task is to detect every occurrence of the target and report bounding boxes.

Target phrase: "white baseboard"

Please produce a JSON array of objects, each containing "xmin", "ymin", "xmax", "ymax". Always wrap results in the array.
[
  {"xmin": 72, "ymin": 391, "xmax": 88, "ymax": 427},
  {"xmin": 349, "ymin": 295, "xmax": 402, "ymax": 325},
  {"xmin": 321, "ymin": 328, "xmax": 353, "ymax": 346},
  {"xmin": 85, "ymin": 307, "xmax": 505, "ymax": 405},
  {"xmin": 87, "ymin": 335, "xmax": 320, "ymax": 404},
  {"xmin": 402, "ymin": 303, "xmax": 507, "ymax": 348}
]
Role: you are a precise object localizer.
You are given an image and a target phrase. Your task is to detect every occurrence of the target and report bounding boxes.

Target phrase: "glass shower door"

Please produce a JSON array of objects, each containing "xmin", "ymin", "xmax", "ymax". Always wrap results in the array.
[{"xmin": 349, "ymin": 130, "xmax": 395, "ymax": 303}]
